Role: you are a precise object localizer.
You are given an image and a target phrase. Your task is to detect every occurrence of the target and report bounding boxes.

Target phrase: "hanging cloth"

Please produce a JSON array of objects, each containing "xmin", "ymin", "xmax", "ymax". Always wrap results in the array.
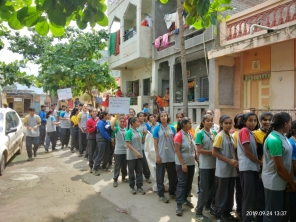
[
  {"xmin": 154, "ymin": 36, "xmax": 161, "ymax": 49},
  {"xmin": 109, "ymin": 32, "xmax": 116, "ymax": 56},
  {"xmin": 164, "ymin": 13, "xmax": 176, "ymax": 30},
  {"xmin": 162, "ymin": 33, "xmax": 169, "ymax": 48},
  {"xmin": 114, "ymin": 30, "xmax": 120, "ymax": 55},
  {"xmin": 145, "ymin": 16, "xmax": 152, "ymax": 27}
]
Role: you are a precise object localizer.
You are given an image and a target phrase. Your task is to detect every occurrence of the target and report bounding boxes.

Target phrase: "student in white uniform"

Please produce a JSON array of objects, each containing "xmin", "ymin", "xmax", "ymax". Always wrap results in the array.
[
  {"xmin": 212, "ymin": 115, "xmax": 238, "ymax": 222},
  {"xmin": 153, "ymin": 112, "xmax": 176, "ymax": 203},
  {"xmin": 237, "ymin": 112, "xmax": 261, "ymax": 222},
  {"xmin": 262, "ymin": 112, "xmax": 296, "ymax": 222}
]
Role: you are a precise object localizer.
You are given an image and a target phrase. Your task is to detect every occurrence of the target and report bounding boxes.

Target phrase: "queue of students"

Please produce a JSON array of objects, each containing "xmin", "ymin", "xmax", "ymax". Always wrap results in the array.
[{"xmin": 24, "ymin": 105, "xmax": 296, "ymax": 222}]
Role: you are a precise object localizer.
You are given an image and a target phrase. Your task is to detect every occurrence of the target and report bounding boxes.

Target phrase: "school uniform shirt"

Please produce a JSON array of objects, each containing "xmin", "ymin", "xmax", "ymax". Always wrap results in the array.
[
  {"xmin": 237, "ymin": 127, "xmax": 260, "ymax": 172},
  {"xmin": 139, "ymin": 122, "xmax": 151, "ymax": 133},
  {"xmin": 232, "ymin": 129, "xmax": 239, "ymax": 149},
  {"xmin": 253, "ymin": 128, "xmax": 267, "ymax": 161},
  {"xmin": 77, "ymin": 111, "xmax": 89, "ymax": 128},
  {"xmin": 262, "ymin": 130, "xmax": 292, "ymax": 190},
  {"xmin": 38, "ymin": 110, "xmax": 46, "ymax": 123},
  {"xmin": 60, "ymin": 111, "xmax": 71, "ymax": 128},
  {"xmin": 96, "ymin": 120, "xmax": 112, "ymax": 141},
  {"xmin": 153, "ymin": 124, "xmax": 176, "ymax": 163},
  {"xmin": 174, "ymin": 130, "xmax": 195, "ymax": 166},
  {"xmin": 143, "ymin": 107, "xmax": 148, "ymax": 113},
  {"xmin": 213, "ymin": 131, "xmax": 237, "ymax": 178},
  {"xmin": 195, "ymin": 129, "xmax": 216, "ymax": 169},
  {"xmin": 114, "ymin": 126, "xmax": 127, "ymax": 155},
  {"xmin": 150, "ymin": 123, "xmax": 159, "ymax": 134},
  {"xmin": 24, "ymin": 114, "xmax": 41, "ymax": 137},
  {"xmin": 125, "ymin": 128, "xmax": 143, "ymax": 160},
  {"xmin": 71, "ymin": 115, "xmax": 79, "ymax": 126},
  {"xmin": 46, "ymin": 115, "xmax": 56, "ymax": 132},
  {"xmin": 288, "ymin": 137, "xmax": 296, "ymax": 180}
]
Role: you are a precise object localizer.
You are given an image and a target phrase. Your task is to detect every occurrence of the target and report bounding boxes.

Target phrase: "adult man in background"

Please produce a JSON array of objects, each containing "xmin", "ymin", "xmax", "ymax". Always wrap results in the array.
[{"xmin": 24, "ymin": 107, "xmax": 41, "ymax": 161}]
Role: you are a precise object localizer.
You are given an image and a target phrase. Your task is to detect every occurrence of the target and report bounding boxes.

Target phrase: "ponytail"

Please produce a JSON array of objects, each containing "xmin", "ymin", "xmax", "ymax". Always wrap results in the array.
[
  {"xmin": 199, "ymin": 114, "xmax": 213, "ymax": 130},
  {"xmin": 177, "ymin": 117, "xmax": 191, "ymax": 132},
  {"xmin": 219, "ymin": 115, "xmax": 231, "ymax": 132}
]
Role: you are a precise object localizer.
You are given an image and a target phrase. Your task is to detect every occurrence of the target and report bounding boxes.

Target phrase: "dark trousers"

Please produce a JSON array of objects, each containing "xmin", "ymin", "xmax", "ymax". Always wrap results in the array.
[
  {"xmin": 257, "ymin": 176, "xmax": 265, "ymax": 222},
  {"xmin": 45, "ymin": 131, "xmax": 57, "ymax": 150},
  {"xmin": 93, "ymin": 140, "xmax": 110, "ymax": 170},
  {"xmin": 56, "ymin": 126, "xmax": 61, "ymax": 139},
  {"xmin": 113, "ymin": 154, "xmax": 128, "ymax": 181},
  {"xmin": 39, "ymin": 122, "xmax": 46, "ymax": 146},
  {"xmin": 175, "ymin": 164, "xmax": 195, "ymax": 207},
  {"xmin": 156, "ymin": 162, "xmax": 177, "ymax": 197},
  {"xmin": 240, "ymin": 171, "xmax": 259, "ymax": 222},
  {"xmin": 289, "ymin": 191, "xmax": 296, "ymax": 222},
  {"xmin": 142, "ymin": 150, "xmax": 151, "ymax": 179},
  {"xmin": 264, "ymin": 188, "xmax": 289, "ymax": 222},
  {"xmin": 196, "ymin": 168, "xmax": 216, "ymax": 214},
  {"xmin": 235, "ymin": 176, "xmax": 243, "ymax": 215},
  {"xmin": 128, "ymin": 158, "xmax": 143, "ymax": 188},
  {"xmin": 60, "ymin": 128, "xmax": 70, "ymax": 146},
  {"xmin": 215, "ymin": 177, "xmax": 235, "ymax": 217},
  {"xmin": 26, "ymin": 136, "xmax": 39, "ymax": 158},
  {"xmin": 109, "ymin": 145, "xmax": 115, "ymax": 165},
  {"xmin": 71, "ymin": 127, "xmax": 79, "ymax": 151},
  {"xmin": 78, "ymin": 129, "xmax": 87, "ymax": 154},
  {"xmin": 88, "ymin": 139, "xmax": 97, "ymax": 169}
]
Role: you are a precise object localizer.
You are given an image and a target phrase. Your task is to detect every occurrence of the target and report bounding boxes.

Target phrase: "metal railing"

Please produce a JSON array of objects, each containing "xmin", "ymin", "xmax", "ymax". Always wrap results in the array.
[{"xmin": 123, "ymin": 27, "xmax": 137, "ymax": 42}]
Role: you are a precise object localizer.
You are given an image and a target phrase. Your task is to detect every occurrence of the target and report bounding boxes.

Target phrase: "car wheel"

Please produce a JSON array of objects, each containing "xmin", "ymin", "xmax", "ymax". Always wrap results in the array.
[
  {"xmin": 16, "ymin": 139, "xmax": 23, "ymax": 155},
  {"xmin": 0, "ymin": 153, "xmax": 5, "ymax": 176}
]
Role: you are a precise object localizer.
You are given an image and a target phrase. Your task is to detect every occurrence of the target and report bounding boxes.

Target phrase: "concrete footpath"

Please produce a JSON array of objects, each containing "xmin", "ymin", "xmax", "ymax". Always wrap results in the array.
[{"xmin": 0, "ymin": 145, "xmax": 199, "ymax": 222}]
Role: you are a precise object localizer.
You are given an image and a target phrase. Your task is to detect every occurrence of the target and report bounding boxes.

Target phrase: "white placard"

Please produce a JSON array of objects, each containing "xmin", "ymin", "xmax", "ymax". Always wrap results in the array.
[
  {"xmin": 14, "ymin": 98, "xmax": 22, "ymax": 102},
  {"xmin": 57, "ymin": 88, "xmax": 72, "ymax": 100},
  {"xmin": 108, "ymin": 97, "xmax": 130, "ymax": 114}
]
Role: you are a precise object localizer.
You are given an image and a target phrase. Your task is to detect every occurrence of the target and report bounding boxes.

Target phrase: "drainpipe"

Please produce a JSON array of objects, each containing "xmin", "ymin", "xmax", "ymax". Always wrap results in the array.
[{"xmin": 250, "ymin": 24, "xmax": 275, "ymax": 35}]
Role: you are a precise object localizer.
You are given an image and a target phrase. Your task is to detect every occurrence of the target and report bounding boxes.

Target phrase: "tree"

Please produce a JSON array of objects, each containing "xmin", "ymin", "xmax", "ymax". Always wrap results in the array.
[
  {"xmin": 0, "ymin": 60, "xmax": 36, "ymax": 87},
  {"xmin": 7, "ymin": 28, "xmax": 117, "ymax": 105},
  {"xmin": 160, "ymin": 0, "xmax": 232, "ymax": 115},
  {"xmin": 0, "ymin": 0, "xmax": 108, "ymax": 36}
]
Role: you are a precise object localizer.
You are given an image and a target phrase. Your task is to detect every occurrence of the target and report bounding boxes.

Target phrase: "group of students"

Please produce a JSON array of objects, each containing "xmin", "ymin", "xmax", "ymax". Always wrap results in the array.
[{"xmin": 24, "ymin": 105, "xmax": 296, "ymax": 222}]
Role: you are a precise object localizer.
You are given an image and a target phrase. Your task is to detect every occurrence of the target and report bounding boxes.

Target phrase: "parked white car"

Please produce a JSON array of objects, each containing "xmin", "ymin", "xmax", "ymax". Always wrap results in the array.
[{"xmin": 0, "ymin": 108, "xmax": 25, "ymax": 176}]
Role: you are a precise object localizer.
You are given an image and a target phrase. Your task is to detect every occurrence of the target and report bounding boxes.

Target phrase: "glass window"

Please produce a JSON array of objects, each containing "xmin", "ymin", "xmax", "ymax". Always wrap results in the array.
[
  {"xmin": 200, "ymin": 77, "xmax": 209, "ymax": 99},
  {"xmin": 143, "ymin": 78, "xmax": 151, "ymax": 96},
  {"xmin": 0, "ymin": 113, "xmax": 3, "ymax": 132},
  {"xmin": 10, "ymin": 112, "xmax": 20, "ymax": 127}
]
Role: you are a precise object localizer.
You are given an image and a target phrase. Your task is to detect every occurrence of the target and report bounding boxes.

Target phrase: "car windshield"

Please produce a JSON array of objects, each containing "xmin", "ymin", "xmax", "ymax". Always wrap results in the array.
[{"xmin": 0, "ymin": 113, "xmax": 3, "ymax": 132}]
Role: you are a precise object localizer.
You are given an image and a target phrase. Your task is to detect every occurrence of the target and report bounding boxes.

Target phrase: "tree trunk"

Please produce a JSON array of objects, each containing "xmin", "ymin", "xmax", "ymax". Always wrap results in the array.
[{"xmin": 177, "ymin": 0, "xmax": 188, "ymax": 116}]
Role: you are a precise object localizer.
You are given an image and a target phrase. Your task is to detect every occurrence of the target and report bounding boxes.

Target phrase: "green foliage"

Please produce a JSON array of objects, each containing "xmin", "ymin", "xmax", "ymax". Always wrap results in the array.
[
  {"xmin": 0, "ymin": 60, "xmax": 36, "ymax": 87},
  {"xmin": 0, "ymin": 0, "xmax": 108, "ymax": 36},
  {"xmin": 162, "ymin": 0, "xmax": 232, "ymax": 30},
  {"xmin": 6, "ymin": 28, "xmax": 117, "ymax": 96}
]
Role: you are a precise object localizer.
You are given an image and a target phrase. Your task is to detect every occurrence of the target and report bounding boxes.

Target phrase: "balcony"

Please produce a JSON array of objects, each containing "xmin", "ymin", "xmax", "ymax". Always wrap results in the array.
[
  {"xmin": 220, "ymin": 0, "xmax": 296, "ymax": 46},
  {"xmin": 109, "ymin": 25, "xmax": 152, "ymax": 70},
  {"xmin": 153, "ymin": 26, "xmax": 214, "ymax": 61}
]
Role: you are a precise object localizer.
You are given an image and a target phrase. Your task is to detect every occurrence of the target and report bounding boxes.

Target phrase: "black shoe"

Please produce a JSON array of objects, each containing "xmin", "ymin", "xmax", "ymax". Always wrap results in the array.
[
  {"xmin": 71, "ymin": 150, "xmax": 74, "ymax": 153},
  {"xmin": 61, "ymin": 146, "xmax": 64, "ymax": 149},
  {"xmin": 89, "ymin": 167, "xmax": 93, "ymax": 173},
  {"xmin": 78, "ymin": 153, "xmax": 82, "ymax": 157},
  {"xmin": 34, "ymin": 152, "xmax": 37, "ymax": 157},
  {"xmin": 122, "ymin": 178, "xmax": 128, "ymax": 182},
  {"xmin": 176, "ymin": 206, "xmax": 183, "ymax": 216},
  {"xmin": 93, "ymin": 170, "xmax": 100, "ymax": 176},
  {"xmin": 195, "ymin": 214, "xmax": 212, "ymax": 222},
  {"xmin": 102, "ymin": 167, "xmax": 109, "ymax": 171},
  {"xmin": 45, "ymin": 149, "xmax": 49, "ymax": 153},
  {"xmin": 137, "ymin": 188, "xmax": 146, "ymax": 195},
  {"xmin": 169, "ymin": 194, "xmax": 176, "ymax": 199},
  {"xmin": 130, "ymin": 187, "xmax": 137, "ymax": 195},
  {"xmin": 183, "ymin": 199, "xmax": 194, "ymax": 208},
  {"xmin": 146, "ymin": 178, "xmax": 151, "ymax": 183},
  {"xmin": 113, "ymin": 181, "xmax": 118, "ymax": 187}
]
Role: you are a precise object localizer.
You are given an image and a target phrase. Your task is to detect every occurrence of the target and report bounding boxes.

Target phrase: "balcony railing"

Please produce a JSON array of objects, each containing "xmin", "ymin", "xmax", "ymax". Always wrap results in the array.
[
  {"xmin": 124, "ymin": 27, "xmax": 137, "ymax": 42},
  {"xmin": 227, "ymin": 0, "xmax": 296, "ymax": 40},
  {"xmin": 246, "ymin": 108, "xmax": 296, "ymax": 120}
]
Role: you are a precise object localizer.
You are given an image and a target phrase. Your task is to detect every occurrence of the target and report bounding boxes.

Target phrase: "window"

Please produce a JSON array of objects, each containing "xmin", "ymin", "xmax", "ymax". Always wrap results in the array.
[
  {"xmin": 200, "ymin": 77, "xmax": 209, "ymax": 98},
  {"xmin": 143, "ymin": 78, "xmax": 151, "ymax": 96},
  {"xmin": 10, "ymin": 112, "xmax": 20, "ymax": 127}
]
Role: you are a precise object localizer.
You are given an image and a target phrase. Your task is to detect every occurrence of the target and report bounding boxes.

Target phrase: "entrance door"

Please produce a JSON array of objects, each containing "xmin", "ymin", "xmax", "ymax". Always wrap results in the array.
[{"xmin": 24, "ymin": 99, "xmax": 31, "ymax": 112}]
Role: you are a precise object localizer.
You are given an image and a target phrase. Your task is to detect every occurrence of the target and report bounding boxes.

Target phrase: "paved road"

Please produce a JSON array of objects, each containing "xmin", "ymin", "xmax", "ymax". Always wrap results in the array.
[{"xmin": 0, "ymin": 143, "xmax": 200, "ymax": 222}]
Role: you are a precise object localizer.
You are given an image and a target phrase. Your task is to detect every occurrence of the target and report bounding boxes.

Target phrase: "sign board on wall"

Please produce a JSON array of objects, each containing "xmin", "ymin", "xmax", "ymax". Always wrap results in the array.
[
  {"xmin": 57, "ymin": 88, "xmax": 73, "ymax": 100},
  {"xmin": 108, "ymin": 97, "xmax": 130, "ymax": 114},
  {"xmin": 14, "ymin": 98, "xmax": 22, "ymax": 102}
]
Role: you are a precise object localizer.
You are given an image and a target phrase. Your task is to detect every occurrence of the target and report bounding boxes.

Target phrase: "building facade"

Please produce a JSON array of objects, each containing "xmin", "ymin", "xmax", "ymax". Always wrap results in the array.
[{"xmin": 208, "ymin": 0, "xmax": 296, "ymax": 121}]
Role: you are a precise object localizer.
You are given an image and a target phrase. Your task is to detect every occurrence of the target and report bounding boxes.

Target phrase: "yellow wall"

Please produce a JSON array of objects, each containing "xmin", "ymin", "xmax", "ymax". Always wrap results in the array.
[
  {"xmin": 270, "ymin": 40, "xmax": 295, "ymax": 109},
  {"xmin": 295, "ymin": 39, "xmax": 296, "ymax": 68},
  {"xmin": 243, "ymin": 46, "xmax": 271, "ymax": 74}
]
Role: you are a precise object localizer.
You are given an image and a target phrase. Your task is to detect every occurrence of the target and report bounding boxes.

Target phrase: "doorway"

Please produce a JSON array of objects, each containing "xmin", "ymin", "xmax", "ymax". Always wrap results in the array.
[{"xmin": 161, "ymin": 80, "xmax": 169, "ymax": 97}]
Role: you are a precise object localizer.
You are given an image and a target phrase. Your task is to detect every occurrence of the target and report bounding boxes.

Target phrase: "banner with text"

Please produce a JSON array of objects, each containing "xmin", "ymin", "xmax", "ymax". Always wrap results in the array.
[
  {"xmin": 109, "ymin": 97, "xmax": 130, "ymax": 114},
  {"xmin": 57, "ymin": 88, "xmax": 73, "ymax": 100}
]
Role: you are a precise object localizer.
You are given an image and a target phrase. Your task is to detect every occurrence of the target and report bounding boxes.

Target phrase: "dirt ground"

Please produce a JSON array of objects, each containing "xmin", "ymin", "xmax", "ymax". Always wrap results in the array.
[{"xmin": 0, "ymin": 143, "xmax": 200, "ymax": 222}]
